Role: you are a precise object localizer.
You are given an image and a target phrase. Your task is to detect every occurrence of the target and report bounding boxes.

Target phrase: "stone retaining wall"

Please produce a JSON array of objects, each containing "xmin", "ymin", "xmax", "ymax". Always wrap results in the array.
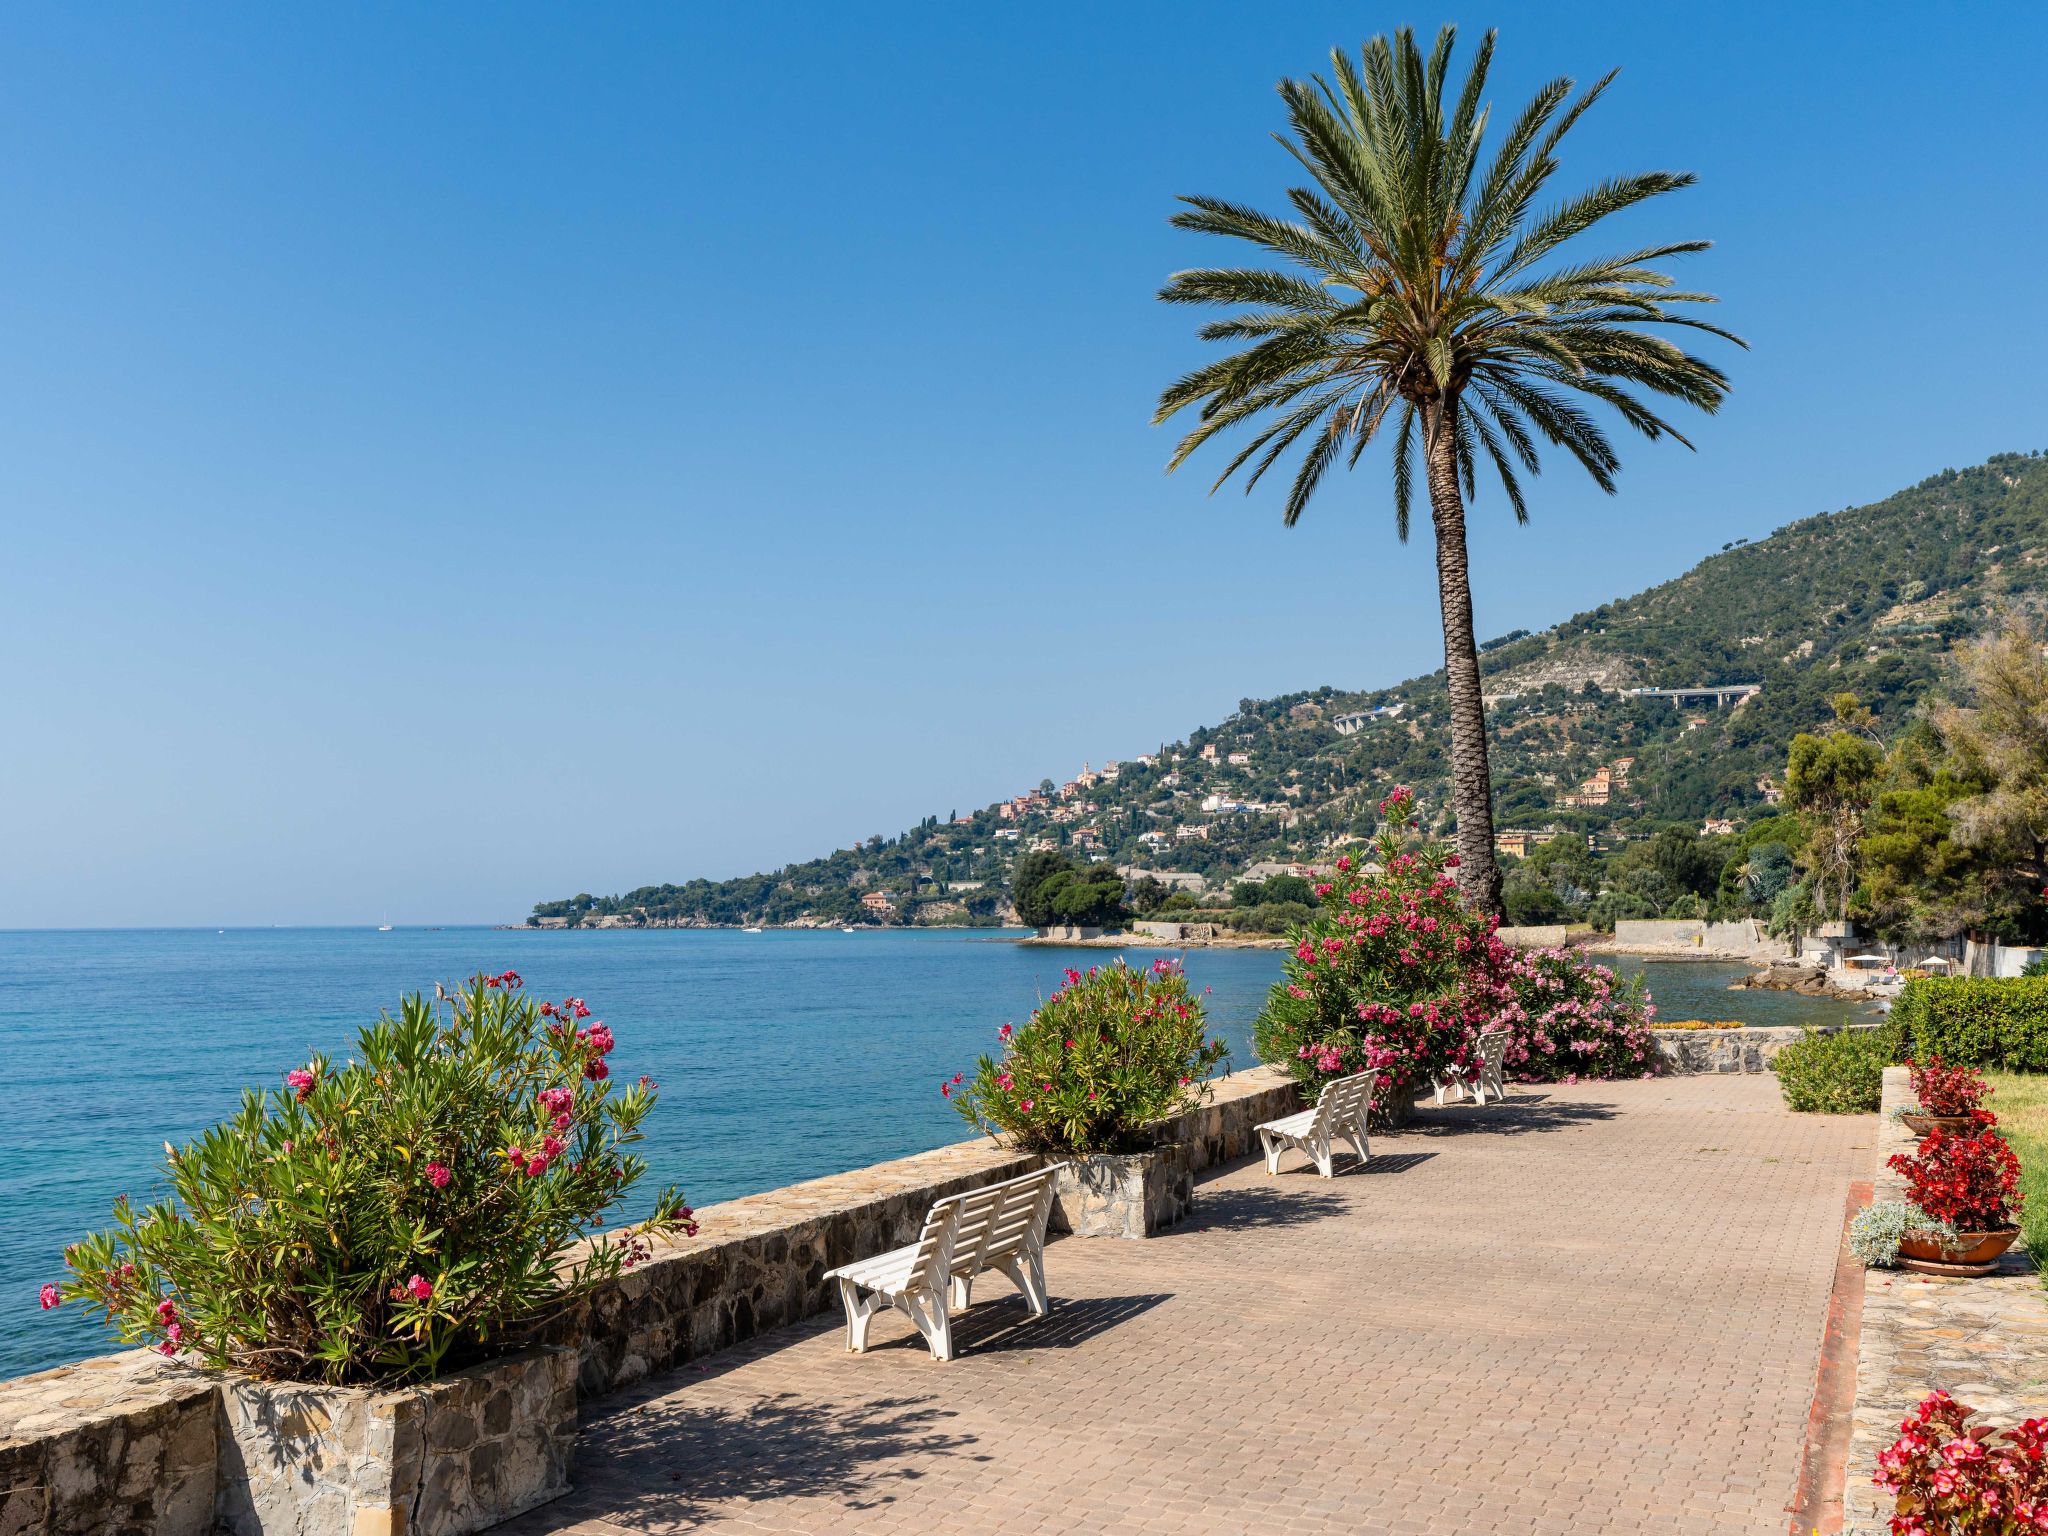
[
  {"xmin": 1648, "ymin": 1021, "xmax": 1881, "ymax": 1075},
  {"xmin": 1495, "ymin": 924, "xmax": 1570, "ymax": 949},
  {"xmin": 0, "ymin": 1066, "xmax": 1302, "ymax": 1534}
]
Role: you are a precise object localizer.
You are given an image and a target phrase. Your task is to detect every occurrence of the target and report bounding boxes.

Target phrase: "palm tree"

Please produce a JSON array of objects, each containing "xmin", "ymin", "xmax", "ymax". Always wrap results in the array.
[{"xmin": 1154, "ymin": 25, "xmax": 1739, "ymax": 913}]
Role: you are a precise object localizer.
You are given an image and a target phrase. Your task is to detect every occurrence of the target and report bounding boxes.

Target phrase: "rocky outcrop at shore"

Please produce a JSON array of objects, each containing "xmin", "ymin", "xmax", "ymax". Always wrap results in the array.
[{"xmin": 1730, "ymin": 960, "xmax": 1869, "ymax": 1000}]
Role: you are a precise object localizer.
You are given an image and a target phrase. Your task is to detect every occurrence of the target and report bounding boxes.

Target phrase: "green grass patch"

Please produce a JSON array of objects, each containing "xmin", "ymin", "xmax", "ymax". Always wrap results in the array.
[{"xmin": 1984, "ymin": 1072, "xmax": 2048, "ymax": 1273}]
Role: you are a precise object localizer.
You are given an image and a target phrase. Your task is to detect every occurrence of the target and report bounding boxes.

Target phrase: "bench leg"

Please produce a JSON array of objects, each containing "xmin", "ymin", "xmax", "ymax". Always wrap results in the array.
[
  {"xmin": 1312, "ymin": 1133, "xmax": 1333, "ymax": 1179},
  {"xmin": 993, "ymin": 1252, "xmax": 1049, "ymax": 1318},
  {"xmin": 1344, "ymin": 1124, "xmax": 1370, "ymax": 1167},
  {"xmin": 839, "ymin": 1277, "xmax": 879, "ymax": 1354},
  {"xmin": 899, "ymin": 1286, "xmax": 953, "ymax": 1362},
  {"xmin": 950, "ymin": 1273, "xmax": 973, "ymax": 1312},
  {"xmin": 1259, "ymin": 1128, "xmax": 1281, "ymax": 1175},
  {"xmin": 1432, "ymin": 1076, "xmax": 1447, "ymax": 1108}
]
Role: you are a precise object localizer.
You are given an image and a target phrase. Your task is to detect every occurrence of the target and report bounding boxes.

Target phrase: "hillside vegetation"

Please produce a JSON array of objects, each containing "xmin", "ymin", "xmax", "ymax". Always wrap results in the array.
[{"xmin": 532, "ymin": 451, "xmax": 2048, "ymax": 929}]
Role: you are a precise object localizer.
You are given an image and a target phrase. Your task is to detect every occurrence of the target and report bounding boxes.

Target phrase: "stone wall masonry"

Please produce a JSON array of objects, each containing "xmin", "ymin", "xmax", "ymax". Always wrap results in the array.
[
  {"xmin": 1612, "ymin": 918, "xmax": 1792, "ymax": 958},
  {"xmin": 1049, "ymin": 1148, "xmax": 1194, "ymax": 1239},
  {"xmin": 0, "ymin": 1067, "xmax": 1303, "ymax": 1535},
  {"xmin": 0, "ymin": 1351, "xmax": 215, "ymax": 1536},
  {"xmin": 213, "ymin": 1346, "xmax": 575, "ymax": 1536},
  {"xmin": 1648, "ymin": 1021, "xmax": 1882, "ymax": 1075}
]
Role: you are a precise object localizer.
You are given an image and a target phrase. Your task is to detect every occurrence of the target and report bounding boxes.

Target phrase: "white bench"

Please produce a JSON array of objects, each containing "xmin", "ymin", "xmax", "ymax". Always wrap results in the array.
[
  {"xmin": 1432, "ymin": 1029, "xmax": 1508, "ymax": 1107},
  {"xmin": 1256, "ymin": 1068, "xmax": 1377, "ymax": 1178},
  {"xmin": 825, "ymin": 1165, "xmax": 1057, "ymax": 1362}
]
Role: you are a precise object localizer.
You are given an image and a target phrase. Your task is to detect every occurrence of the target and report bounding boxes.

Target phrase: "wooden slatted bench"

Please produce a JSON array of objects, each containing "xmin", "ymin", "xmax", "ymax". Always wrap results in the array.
[
  {"xmin": 825, "ymin": 1165, "xmax": 1058, "ymax": 1362},
  {"xmin": 1255, "ymin": 1068, "xmax": 1377, "ymax": 1178}
]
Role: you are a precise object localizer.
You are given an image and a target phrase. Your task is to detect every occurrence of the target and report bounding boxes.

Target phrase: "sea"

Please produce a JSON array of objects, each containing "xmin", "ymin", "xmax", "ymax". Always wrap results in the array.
[{"xmin": 0, "ymin": 925, "xmax": 1877, "ymax": 1378}]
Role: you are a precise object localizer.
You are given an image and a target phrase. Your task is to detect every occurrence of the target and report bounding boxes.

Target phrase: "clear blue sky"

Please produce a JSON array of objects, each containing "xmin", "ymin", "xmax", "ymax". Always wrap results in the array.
[{"xmin": 3, "ymin": 2, "xmax": 2043, "ymax": 927}]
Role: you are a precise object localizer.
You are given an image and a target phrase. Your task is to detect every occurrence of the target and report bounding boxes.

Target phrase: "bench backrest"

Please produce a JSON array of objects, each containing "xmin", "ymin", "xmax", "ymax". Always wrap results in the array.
[
  {"xmin": 935, "ymin": 1165, "xmax": 1059, "ymax": 1277},
  {"xmin": 899, "ymin": 1198, "xmax": 964, "ymax": 1292},
  {"xmin": 1312, "ymin": 1068, "xmax": 1379, "ymax": 1133},
  {"xmin": 1475, "ymin": 1029, "xmax": 1508, "ymax": 1068}
]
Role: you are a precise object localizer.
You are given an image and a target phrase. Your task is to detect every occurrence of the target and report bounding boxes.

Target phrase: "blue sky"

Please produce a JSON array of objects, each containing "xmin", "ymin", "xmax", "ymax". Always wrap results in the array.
[{"xmin": 3, "ymin": 2, "xmax": 2044, "ymax": 927}]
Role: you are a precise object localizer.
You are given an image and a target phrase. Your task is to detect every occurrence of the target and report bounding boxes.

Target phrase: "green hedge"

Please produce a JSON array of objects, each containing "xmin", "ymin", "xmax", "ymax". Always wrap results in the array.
[
  {"xmin": 1892, "ymin": 977, "xmax": 2048, "ymax": 1070},
  {"xmin": 1771, "ymin": 1023, "xmax": 1900, "ymax": 1113}
]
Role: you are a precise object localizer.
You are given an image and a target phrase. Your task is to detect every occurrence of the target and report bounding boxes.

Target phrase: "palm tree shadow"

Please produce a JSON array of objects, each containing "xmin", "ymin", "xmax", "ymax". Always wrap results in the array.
[{"xmin": 557, "ymin": 1388, "xmax": 988, "ymax": 1526}]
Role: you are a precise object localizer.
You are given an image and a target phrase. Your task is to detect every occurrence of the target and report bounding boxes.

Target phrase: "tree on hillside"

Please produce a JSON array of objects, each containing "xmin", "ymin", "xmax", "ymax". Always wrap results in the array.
[
  {"xmin": 1934, "ymin": 616, "xmax": 2048, "ymax": 925},
  {"xmin": 1153, "ymin": 24, "xmax": 1738, "ymax": 914},
  {"xmin": 1009, "ymin": 850, "xmax": 1072, "ymax": 929},
  {"xmin": 1785, "ymin": 728, "xmax": 1882, "ymax": 924}
]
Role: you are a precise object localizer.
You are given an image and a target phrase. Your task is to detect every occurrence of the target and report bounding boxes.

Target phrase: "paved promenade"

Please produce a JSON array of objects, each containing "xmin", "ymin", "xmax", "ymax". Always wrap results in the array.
[{"xmin": 508, "ymin": 1076, "xmax": 1869, "ymax": 1536}]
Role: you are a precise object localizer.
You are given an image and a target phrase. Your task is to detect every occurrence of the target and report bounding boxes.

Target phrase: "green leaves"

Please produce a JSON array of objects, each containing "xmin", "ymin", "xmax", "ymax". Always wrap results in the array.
[
  {"xmin": 1156, "ymin": 23, "xmax": 1739, "ymax": 532},
  {"xmin": 59, "ymin": 971, "xmax": 693, "ymax": 1385}
]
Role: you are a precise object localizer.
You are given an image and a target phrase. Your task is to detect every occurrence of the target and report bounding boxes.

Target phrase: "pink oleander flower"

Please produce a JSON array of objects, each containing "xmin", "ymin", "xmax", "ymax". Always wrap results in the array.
[
  {"xmin": 1019, "ymin": 1099, "xmax": 1034, "ymax": 1112},
  {"xmin": 39, "ymin": 1283, "xmax": 59, "ymax": 1310},
  {"xmin": 538, "ymin": 1087, "xmax": 574, "ymax": 1116},
  {"xmin": 156, "ymin": 1297, "xmax": 177, "ymax": 1324},
  {"xmin": 286, "ymin": 1068, "xmax": 316, "ymax": 1101},
  {"xmin": 425, "ymin": 1162, "xmax": 451, "ymax": 1189},
  {"xmin": 407, "ymin": 1274, "xmax": 433, "ymax": 1301},
  {"xmin": 998, "ymin": 1022, "xmax": 1013, "ymax": 1042},
  {"xmin": 584, "ymin": 1059, "xmax": 609, "ymax": 1081},
  {"xmin": 582, "ymin": 1023, "xmax": 616, "ymax": 1056},
  {"xmin": 156, "ymin": 1339, "xmax": 178, "ymax": 1357}
]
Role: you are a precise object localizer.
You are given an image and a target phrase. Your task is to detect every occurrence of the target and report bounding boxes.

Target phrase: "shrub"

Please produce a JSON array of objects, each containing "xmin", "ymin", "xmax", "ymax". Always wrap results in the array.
[
  {"xmin": 1889, "ymin": 1125, "xmax": 2025, "ymax": 1232},
  {"xmin": 1494, "ymin": 947, "xmax": 1657, "ymax": 1082},
  {"xmin": 1849, "ymin": 1200, "xmax": 1957, "ymax": 1269},
  {"xmin": 1772, "ymin": 1025, "xmax": 1892, "ymax": 1112},
  {"xmin": 1893, "ymin": 976, "xmax": 2048, "ymax": 1070},
  {"xmin": 1908, "ymin": 1056, "xmax": 1994, "ymax": 1119},
  {"xmin": 51, "ymin": 973, "xmax": 694, "ymax": 1384},
  {"xmin": 950, "ymin": 958, "xmax": 1227, "ymax": 1153},
  {"xmin": 1251, "ymin": 788, "xmax": 1517, "ymax": 1123},
  {"xmin": 1585, "ymin": 890, "xmax": 1655, "ymax": 933},
  {"xmin": 1874, "ymin": 1391, "xmax": 2048, "ymax": 1532}
]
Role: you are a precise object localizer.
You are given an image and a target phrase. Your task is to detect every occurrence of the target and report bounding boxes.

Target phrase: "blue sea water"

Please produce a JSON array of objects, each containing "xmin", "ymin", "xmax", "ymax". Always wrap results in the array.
[{"xmin": 0, "ymin": 928, "xmax": 1872, "ymax": 1379}]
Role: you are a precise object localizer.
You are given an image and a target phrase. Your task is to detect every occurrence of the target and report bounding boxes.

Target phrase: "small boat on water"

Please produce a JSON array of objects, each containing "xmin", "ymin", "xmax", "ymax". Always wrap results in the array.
[
  {"xmin": 842, "ymin": 926, "xmax": 856, "ymax": 934},
  {"xmin": 742, "ymin": 926, "xmax": 764, "ymax": 934}
]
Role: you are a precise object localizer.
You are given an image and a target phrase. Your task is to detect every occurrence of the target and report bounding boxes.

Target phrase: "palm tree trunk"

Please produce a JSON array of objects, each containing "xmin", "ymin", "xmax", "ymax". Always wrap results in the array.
[{"xmin": 1423, "ymin": 400, "xmax": 1504, "ymax": 916}]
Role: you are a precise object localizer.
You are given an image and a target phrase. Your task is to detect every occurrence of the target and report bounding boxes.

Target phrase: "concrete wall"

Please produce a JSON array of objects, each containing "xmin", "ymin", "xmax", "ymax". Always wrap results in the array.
[
  {"xmin": 1613, "ymin": 918, "xmax": 1790, "ymax": 958},
  {"xmin": 0, "ymin": 1068, "xmax": 1303, "ymax": 1533},
  {"xmin": 1129, "ymin": 920, "xmax": 1220, "ymax": 942},
  {"xmin": 1496, "ymin": 924, "xmax": 1570, "ymax": 949}
]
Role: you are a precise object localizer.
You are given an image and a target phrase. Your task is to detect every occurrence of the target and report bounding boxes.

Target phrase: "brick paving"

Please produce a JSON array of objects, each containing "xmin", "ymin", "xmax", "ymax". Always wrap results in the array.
[{"xmin": 504, "ymin": 1075, "xmax": 1870, "ymax": 1536}]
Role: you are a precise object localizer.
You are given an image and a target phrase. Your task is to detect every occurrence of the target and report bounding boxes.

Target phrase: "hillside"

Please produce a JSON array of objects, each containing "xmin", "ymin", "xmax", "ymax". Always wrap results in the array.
[{"xmin": 531, "ymin": 451, "xmax": 2048, "ymax": 928}]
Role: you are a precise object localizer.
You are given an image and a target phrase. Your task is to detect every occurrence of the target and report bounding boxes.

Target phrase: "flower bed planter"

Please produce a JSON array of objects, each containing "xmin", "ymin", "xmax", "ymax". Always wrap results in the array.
[
  {"xmin": 1900, "ymin": 1111, "xmax": 1979, "ymax": 1138},
  {"xmin": 1048, "ymin": 1146, "xmax": 1193, "ymax": 1239},
  {"xmin": 213, "ymin": 1346, "xmax": 576, "ymax": 1536},
  {"xmin": 1895, "ymin": 1227, "xmax": 2021, "ymax": 1277}
]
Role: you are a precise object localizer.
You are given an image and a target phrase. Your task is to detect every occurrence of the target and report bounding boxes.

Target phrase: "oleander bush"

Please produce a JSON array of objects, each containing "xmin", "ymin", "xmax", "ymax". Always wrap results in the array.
[
  {"xmin": 50, "ymin": 972, "xmax": 695, "ymax": 1384},
  {"xmin": 950, "ymin": 957, "xmax": 1228, "ymax": 1154},
  {"xmin": 1494, "ymin": 947, "xmax": 1657, "ymax": 1083},
  {"xmin": 1892, "ymin": 976, "xmax": 2048, "ymax": 1071},
  {"xmin": 1771, "ymin": 1023, "xmax": 1898, "ymax": 1113},
  {"xmin": 1252, "ymin": 788, "xmax": 1518, "ymax": 1123}
]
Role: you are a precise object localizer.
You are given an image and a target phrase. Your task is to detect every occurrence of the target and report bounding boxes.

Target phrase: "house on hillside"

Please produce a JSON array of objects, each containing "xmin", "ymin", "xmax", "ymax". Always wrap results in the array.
[{"xmin": 860, "ymin": 891, "xmax": 896, "ymax": 915}]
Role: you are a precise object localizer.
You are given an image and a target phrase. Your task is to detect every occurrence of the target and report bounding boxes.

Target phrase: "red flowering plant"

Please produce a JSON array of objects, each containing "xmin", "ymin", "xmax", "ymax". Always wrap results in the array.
[
  {"xmin": 1889, "ymin": 1125, "xmax": 2025, "ymax": 1235},
  {"xmin": 1495, "ymin": 947, "xmax": 1659, "ymax": 1084},
  {"xmin": 1909, "ymin": 1057, "xmax": 1996, "ymax": 1121},
  {"xmin": 1874, "ymin": 1390, "xmax": 2048, "ymax": 1534},
  {"xmin": 1251, "ymin": 788, "xmax": 1518, "ymax": 1122},
  {"xmin": 951, "ymin": 958, "xmax": 1228, "ymax": 1153},
  {"xmin": 50, "ymin": 972, "xmax": 695, "ymax": 1384}
]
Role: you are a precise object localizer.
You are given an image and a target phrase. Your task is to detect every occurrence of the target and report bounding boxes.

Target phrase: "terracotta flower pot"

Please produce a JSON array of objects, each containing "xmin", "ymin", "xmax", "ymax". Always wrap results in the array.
[
  {"xmin": 1896, "ymin": 1226, "xmax": 2021, "ymax": 1276},
  {"xmin": 1902, "ymin": 1112, "xmax": 1981, "ymax": 1137}
]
